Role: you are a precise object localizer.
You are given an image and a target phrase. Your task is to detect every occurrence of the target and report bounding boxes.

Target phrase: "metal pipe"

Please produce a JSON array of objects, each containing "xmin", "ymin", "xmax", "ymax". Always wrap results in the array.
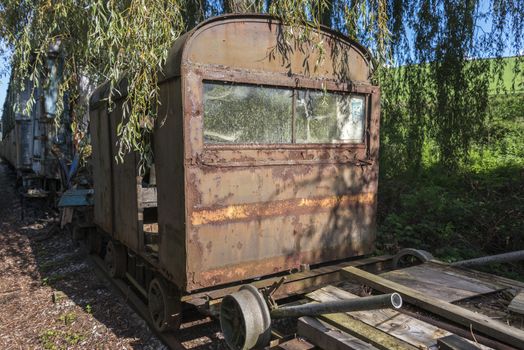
[
  {"xmin": 451, "ymin": 250, "xmax": 524, "ymax": 267},
  {"xmin": 125, "ymin": 272, "xmax": 148, "ymax": 298},
  {"xmin": 270, "ymin": 293, "xmax": 402, "ymax": 318}
]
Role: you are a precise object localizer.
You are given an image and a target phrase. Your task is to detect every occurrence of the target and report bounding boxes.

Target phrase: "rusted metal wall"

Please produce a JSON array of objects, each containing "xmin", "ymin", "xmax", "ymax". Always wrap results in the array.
[
  {"xmin": 157, "ymin": 16, "xmax": 380, "ymax": 291},
  {"xmin": 89, "ymin": 101, "xmax": 113, "ymax": 234},
  {"xmin": 90, "ymin": 15, "xmax": 381, "ymax": 293}
]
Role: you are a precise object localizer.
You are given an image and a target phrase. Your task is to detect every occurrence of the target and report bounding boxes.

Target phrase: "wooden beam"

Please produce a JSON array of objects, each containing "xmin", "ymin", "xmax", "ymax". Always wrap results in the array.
[
  {"xmin": 298, "ymin": 316, "xmax": 380, "ymax": 350},
  {"xmin": 379, "ymin": 263, "xmax": 502, "ymax": 302},
  {"xmin": 342, "ymin": 266, "xmax": 524, "ymax": 349},
  {"xmin": 317, "ymin": 312, "xmax": 418, "ymax": 350},
  {"xmin": 308, "ymin": 286, "xmax": 456, "ymax": 349},
  {"xmin": 430, "ymin": 260, "xmax": 524, "ymax": 290}
]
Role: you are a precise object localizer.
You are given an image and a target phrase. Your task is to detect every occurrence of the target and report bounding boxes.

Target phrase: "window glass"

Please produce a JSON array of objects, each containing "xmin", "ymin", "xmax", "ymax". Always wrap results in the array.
[
  {"xmin": 203, "ymin": 82, "xmax": 293, "ymax": 144},
  {"xmin": 295, "ymin": 90, "xmax": 365, "ymax": 143},
  {"xmin": 203, "ymin": 82, "xmax": 366, "ymax": 145}
]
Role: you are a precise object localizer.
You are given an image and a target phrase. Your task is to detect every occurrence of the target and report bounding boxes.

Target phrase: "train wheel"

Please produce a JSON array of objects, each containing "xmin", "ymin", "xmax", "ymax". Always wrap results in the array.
[
  {"xmin": 105, "ymin": 240, "xmax": 127, "ymax": 278},
  {"xmin": 87, "ymin": 230, "xmax": 103, "ymax": 255},
  {"xmin": 392, "ymin": 248, "xmax": 434, "ymax": 268},
  {"xmin": 148, "ymin": 278, "xmax": 181, "ymax": 332},
  {"xmin": 220, "ymin": 285, "xmax": 271, "ymax": 350}
]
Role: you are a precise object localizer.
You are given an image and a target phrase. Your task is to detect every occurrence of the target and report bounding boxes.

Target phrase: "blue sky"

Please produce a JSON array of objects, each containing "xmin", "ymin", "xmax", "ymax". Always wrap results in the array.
[{"xmin": 0, "ymin": 46, "xmax": 10, "ymax": 111}]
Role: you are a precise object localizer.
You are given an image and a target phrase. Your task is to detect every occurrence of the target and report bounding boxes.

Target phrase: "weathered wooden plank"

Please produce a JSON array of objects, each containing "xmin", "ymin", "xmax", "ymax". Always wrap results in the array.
[
  {"xmin": 430, "ymin": 260, "xmax": 524, "ymax": 290},
  {"xmin": 91, "ymin": 107, "xmax": 113, "ymax": 234},
  {"xmin": 342, "ymin": 266, "xmax": 524, "ymax": 349},
  {"xmin": 380, "ymin": 263, "xmax": 501, "ymax": 302},
  {"xmin": 109, "ymin": 101, "xmax": 139, "ymax": 250},
  {"xmin": 309, "ymin": 286, "xmax": 491, "ymax": 350},
  {"xmin": 274, "ymin": 338, "xmax": 315, "ymax": 350},
  {"xmin": 508, "ymin": 292, "xmax": 524, "ymax": 315},
  {"xmin": 316, "ymin": 311, "xmax": 418, "ymax": 350},
  {"xmin": 437, "ymin": 335, "xmax": 481, "ymax": 350},
  {"xmin": 298, "ymin": 316, "xmax": 379, "ymax": 350}
]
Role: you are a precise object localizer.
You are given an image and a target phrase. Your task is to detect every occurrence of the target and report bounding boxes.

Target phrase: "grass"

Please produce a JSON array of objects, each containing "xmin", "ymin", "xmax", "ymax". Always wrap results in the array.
[
  {"xmin": 391, "ymin": 56, "xmax": 523, "ymax": 94},
  {"xmin": 40, "ymin": 329, "xmax": 85, "ymax": 350},
  {"xmin": 41, "ymin": 274, "xmax": 66, "ymax": 286},
  {"xmin": 39, "ymin": 312, "xmax": 83, "ymax": 349},
  {"xmin": 377, "ymin": 79, "xmax": 523, "ymax": 279},
  {"xmin": 58, "ymin": 312, "xmax": 77, "ymax": 326},
  {"xmin": 487, "ymin": 56, "xmax": 524, "ymax": 94}
]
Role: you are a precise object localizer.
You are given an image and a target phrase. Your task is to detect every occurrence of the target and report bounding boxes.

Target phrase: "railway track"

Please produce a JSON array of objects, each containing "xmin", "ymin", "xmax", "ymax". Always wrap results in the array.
[
  {"xmin": 87, "ymin": 252, "xmax": 298, "ymax": 350},
  {"xmin": 88, "ymin": 254, "xmax": 220, "ymax": 350},
  {"xmin": 32, "ymin": 223, "xmax": 524, "ymax": 350}
]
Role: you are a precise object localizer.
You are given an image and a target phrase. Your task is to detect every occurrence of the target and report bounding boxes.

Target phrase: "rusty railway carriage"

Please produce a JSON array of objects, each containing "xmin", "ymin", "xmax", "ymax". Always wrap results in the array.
[{"xmin": 89, "ymin": 14, "xmax": 380, "ymax": 336}]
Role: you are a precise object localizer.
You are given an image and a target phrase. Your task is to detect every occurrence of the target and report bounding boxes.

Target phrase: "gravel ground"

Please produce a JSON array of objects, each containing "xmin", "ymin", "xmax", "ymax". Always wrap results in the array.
[{"xmin": 0, "ymin": 159, "xmax": 201, "ymax": 349}]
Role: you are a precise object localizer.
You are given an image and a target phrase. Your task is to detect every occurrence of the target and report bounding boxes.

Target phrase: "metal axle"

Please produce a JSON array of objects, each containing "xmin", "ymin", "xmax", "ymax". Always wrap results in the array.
[
  {"xmin": 451, "ymin": 250, "xmax": 524, "ymax": 267},
  {"xmin": 220, "ymin": 285, "xmax": 403, "ymax": 350},
  {"xmin": 270, "ymin": 293, "xmax": 403, "ymax": 318}
]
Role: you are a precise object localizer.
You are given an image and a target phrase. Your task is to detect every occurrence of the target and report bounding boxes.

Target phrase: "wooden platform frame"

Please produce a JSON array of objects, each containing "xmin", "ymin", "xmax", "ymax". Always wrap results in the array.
[{"xmin": 342, "ymin": 266, "xmax": 524, "ymax": 349}]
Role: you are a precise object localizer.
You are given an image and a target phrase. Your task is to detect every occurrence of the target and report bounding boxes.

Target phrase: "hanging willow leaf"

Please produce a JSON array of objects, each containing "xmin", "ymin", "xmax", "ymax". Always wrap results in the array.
[{"xmin": 0, "ymin": 0, "xmax": 521, "ymax": 173}]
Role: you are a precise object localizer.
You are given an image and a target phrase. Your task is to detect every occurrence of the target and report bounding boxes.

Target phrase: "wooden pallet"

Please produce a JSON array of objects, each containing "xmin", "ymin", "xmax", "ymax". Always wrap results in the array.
[
  {"xmin": 298, "ymin": 316, "xmax": 380, "ymax": 350},
  {"xmin": 341, "ymin": 266, "xmax": 524, "ymax": 349},
  {"xmin": 302, "ymin": 285, "xmax": 489, "ymax": 350},
  {"xmin": 87, "ymin": 249, "xmax": 523, "ymax": 350},
  {"xmin": 379, "ymin": 262, "xmax": 504, "ymax": 302}
]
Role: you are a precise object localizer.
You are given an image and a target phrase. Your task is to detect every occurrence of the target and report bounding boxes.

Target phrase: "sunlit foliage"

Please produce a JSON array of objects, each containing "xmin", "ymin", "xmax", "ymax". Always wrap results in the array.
[
  {"xmin": 379, "ymin": 0, "xmax": 523, "ymax": 171},
  {"xmin": 0, "ymin": 0, "xmax": 390, "ymax": 170},
  {"xmin": 0, "ymin": 0, "xmax": 522, "ymax": 171}
]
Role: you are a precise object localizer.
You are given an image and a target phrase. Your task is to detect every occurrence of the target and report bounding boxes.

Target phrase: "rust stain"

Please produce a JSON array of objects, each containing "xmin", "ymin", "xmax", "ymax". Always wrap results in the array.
[
  {"xmin": 90, "ymin": 15, "xmax": 380, "ymax": 292},
  {"xmin": 191, "ymin": 193, "xmax": 374, "ymax": 226},
  {"xmin": 297, "ymin": 193, "xmax": 373, "ymax": 208},
  {"xmin": 191, "ymin": 245, "xmax": 365, "ymax": 290}
]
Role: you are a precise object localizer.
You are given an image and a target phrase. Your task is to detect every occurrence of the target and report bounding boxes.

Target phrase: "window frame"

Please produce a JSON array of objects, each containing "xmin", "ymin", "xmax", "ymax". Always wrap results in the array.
[{"xmin": 202, "ymin": 79, "xmax": 370, "ymax": 150}]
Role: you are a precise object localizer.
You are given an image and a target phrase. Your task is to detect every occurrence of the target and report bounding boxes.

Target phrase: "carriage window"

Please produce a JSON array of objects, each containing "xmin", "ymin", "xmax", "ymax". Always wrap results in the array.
[
  {"xmin": 203, "ymin": 82, "xmax": 292, "ymax": 144},
  {"xmin": 296, "ymin": 91, "xmax": 365, "ymax": 143},
  {"xmin": 203, "ymin": 82, "xmax": 365, "ymax": 144}
]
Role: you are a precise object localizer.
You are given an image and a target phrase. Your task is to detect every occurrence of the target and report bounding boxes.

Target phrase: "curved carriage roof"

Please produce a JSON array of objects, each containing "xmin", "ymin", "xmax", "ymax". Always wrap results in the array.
[{"xmin": 90, "ymin": 14, "xmax": 373, "ymax": 106}]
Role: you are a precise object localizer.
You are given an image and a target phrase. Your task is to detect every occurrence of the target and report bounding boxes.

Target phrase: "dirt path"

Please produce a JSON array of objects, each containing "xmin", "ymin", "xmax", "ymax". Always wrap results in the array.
[{"xmin": 0, "ymin": 159, "xmax": 167, "ymax": 349}]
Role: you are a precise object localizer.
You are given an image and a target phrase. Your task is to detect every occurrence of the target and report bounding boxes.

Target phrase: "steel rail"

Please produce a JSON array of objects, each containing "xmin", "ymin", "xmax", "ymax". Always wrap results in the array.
[{"xmin": 87, "ymin": 254, "xmax": 187, "ymax": 350}]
